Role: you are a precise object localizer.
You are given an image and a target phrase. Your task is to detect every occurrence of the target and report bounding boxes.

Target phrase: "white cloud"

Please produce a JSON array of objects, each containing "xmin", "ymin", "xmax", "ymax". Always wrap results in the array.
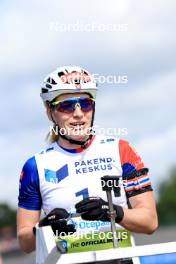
[
  {"xmin": 136, "ymin": 126, "xmax": 176, "ymax": 187},
  {"xmin": 0, "ymin": 127, "xmax": 47, "ymax": 206},
  {"xmin": 96, "ymin": 69, "xmax": 176, "ymax": 137},
  {"xmin": 1, "ymin": 0, "xmax": 175, "ymax": 80}
]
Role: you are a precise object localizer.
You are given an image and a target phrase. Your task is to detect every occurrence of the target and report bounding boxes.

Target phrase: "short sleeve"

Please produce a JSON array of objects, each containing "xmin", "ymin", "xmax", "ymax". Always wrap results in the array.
[
  {"xmin": 119, "ymin": 139, "xmax": 152, "ymax": 198},
  {"xmin": 18, "ymin": 156, "xmax": 42, "ymax": 210}
]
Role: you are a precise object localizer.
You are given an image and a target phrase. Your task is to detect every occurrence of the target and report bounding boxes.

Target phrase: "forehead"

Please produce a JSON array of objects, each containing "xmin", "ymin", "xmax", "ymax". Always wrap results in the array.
[{"xmin": 55, "ymin": 93, "xmax": 90, "ymax": 101}]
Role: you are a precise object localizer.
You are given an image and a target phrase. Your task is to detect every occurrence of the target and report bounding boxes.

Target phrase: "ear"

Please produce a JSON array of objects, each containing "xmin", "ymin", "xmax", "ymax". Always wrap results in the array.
[{"xmin": 46, "ymin": 106, "xmax": 53, "ymax": 122}]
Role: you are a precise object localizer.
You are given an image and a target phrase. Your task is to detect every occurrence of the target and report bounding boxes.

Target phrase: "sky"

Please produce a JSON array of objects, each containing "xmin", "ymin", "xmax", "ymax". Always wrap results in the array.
[{"xmin": 0, "ymin": 0, "xmax": 176, "ymax": 207}]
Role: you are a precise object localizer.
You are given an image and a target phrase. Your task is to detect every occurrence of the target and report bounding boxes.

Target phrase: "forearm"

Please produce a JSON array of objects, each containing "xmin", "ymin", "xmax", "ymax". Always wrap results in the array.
[
  {"xmin": 18, "ymin": 227, "xmax": 36, "ymax": 253},
  {"xmin": 119, "ymin": 207, "xmax": 158, "ymax": 234}
]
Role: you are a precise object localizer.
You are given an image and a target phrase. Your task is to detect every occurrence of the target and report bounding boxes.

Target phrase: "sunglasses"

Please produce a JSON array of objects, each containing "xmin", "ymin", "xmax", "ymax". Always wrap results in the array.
[{"xmin": 50, "ymin": 96, "xmax": 95, "ymax": 113}]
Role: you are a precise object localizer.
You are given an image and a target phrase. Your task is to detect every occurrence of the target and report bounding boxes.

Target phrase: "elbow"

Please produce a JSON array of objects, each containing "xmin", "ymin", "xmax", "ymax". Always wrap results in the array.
[
  {"xmin": 21, "ymin": 246, "xmax": 34, "ymax": 254},
  {"xmin": 21, "ymin": 244, "xmax": 35, "ymax": 254},
  {"xmin": 17, "ymin": 233, "xmax": 35, "ymax": 254},
  {"xmin": 146, "ymin": 216, "xmax": 158, "ymax": 235},
  {"xmin": 19, "ymin": 241, "xmax": 35, "ymax": 254}
]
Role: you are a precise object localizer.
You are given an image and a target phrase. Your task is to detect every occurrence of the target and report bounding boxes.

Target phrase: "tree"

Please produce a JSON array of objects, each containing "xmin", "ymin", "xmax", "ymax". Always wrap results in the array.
[
  {"xmin": 157, "ymin": 167, "xmax": 176, "ymax": 226},
  {"xmin": 0, "ymin": 203, "xmax": 16, "ymax": 228}
]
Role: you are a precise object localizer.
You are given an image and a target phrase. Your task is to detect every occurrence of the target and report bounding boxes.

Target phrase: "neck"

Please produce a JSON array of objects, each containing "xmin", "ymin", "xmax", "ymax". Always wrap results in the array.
[{"xmin": 57, "ymin": 136, "xmax": 89, "ymax": 149}]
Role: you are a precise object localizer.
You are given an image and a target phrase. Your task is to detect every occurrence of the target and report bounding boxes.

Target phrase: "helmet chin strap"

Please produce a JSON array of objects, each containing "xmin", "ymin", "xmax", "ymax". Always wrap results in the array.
[{"xmin": 58, "ymin": 131, "xmax": 94, "ymax": 149}]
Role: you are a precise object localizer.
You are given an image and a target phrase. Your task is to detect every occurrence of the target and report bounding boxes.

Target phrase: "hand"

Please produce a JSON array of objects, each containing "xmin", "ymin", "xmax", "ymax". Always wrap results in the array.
[
  {"xmin": 75, "ymin": 197, "xmax": 124, "ymax": 223},
  {"xmin": 38, "ymin": 208, "xmax": 76, "ymax": 235}
]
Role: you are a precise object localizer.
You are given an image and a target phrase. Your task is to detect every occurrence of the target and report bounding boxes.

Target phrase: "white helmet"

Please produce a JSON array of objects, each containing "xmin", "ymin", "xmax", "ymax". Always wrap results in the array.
[{"xmin": 40, "ymin": 66, "xmax": 97, "ymax": 102}]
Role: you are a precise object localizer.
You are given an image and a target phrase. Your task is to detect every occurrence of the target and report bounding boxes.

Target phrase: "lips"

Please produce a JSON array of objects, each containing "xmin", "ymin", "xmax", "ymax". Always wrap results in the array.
[
  {"xmin": 69, "ymin": 122, "xmax": 86, "ymax": 132},
  {"xmin": 70, "ymin": 122, "xmax": 85, "ymax": 127}
]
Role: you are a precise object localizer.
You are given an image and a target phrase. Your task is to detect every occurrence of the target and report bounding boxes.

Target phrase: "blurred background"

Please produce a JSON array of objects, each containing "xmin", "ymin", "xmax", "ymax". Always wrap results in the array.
[{"xmin": 0, "ymin": 0, "xmax": 176, "ymax": 263}]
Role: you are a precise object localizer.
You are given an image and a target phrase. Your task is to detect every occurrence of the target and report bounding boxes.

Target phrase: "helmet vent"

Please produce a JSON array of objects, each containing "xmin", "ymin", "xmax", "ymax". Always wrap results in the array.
[
  {"xmin": 58, "ymin": 71, "xmax": 65, "ymax": 77},
  {"xmin": 46, "ymin": 84, "xmax": 52, "ymax": 89},
  {"xmin": 41, "ymin": 88, "xmax": 48, "ymax": 93},
  {"xmin": 46, "ymin": 77, "xmax": 57, "ymax": 85},
  {"xmin": 82, "ymin": 70, "xmax": 89, "ymax": 75}
]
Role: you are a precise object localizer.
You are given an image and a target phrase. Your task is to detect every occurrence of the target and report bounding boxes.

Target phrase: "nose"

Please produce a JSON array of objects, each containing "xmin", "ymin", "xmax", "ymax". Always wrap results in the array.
[{"xmin": 73, "ymin": 105, "xmax": 84, "ymax": 118}]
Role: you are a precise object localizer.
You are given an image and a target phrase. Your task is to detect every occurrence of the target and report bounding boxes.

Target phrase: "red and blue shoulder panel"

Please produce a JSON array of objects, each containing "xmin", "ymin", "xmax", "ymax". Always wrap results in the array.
[{"xmin": 119, "ymin": 139, "xmax": 152, "ymax": 198}]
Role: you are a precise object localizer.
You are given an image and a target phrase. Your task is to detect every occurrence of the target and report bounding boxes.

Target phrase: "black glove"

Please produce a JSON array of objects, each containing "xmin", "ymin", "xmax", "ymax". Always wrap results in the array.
[
  {"xmin": 38, "ymin": 208, "xmax": 76, "ymax": 236},
  {"xmin": 75, "ymin": 197, "xmax": 124, "ymax": 223}
]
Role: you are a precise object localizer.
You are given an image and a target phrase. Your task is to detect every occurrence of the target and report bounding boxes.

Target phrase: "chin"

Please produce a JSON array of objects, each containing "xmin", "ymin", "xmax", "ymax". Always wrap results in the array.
[
  {"xmin": 70, "ymin": 134, "xmax": 89, "ymax": 142},
  {"xmin": 67, "ymin": 126, "xmax": 91, "ymax": 141}
]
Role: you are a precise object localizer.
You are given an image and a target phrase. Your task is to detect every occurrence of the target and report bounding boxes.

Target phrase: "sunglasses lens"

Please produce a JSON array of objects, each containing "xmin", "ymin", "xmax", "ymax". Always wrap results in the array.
[
  {"xmin": 80, "ymin": 98, "xmax": 94, "ymax": 112},
  {"xmin": 53, "ymin": 97, "xmax": 94, "ymax": 113},
  {"xmin": 57, "ymin": 100, "xmax": 75, "ymax": 113}
]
